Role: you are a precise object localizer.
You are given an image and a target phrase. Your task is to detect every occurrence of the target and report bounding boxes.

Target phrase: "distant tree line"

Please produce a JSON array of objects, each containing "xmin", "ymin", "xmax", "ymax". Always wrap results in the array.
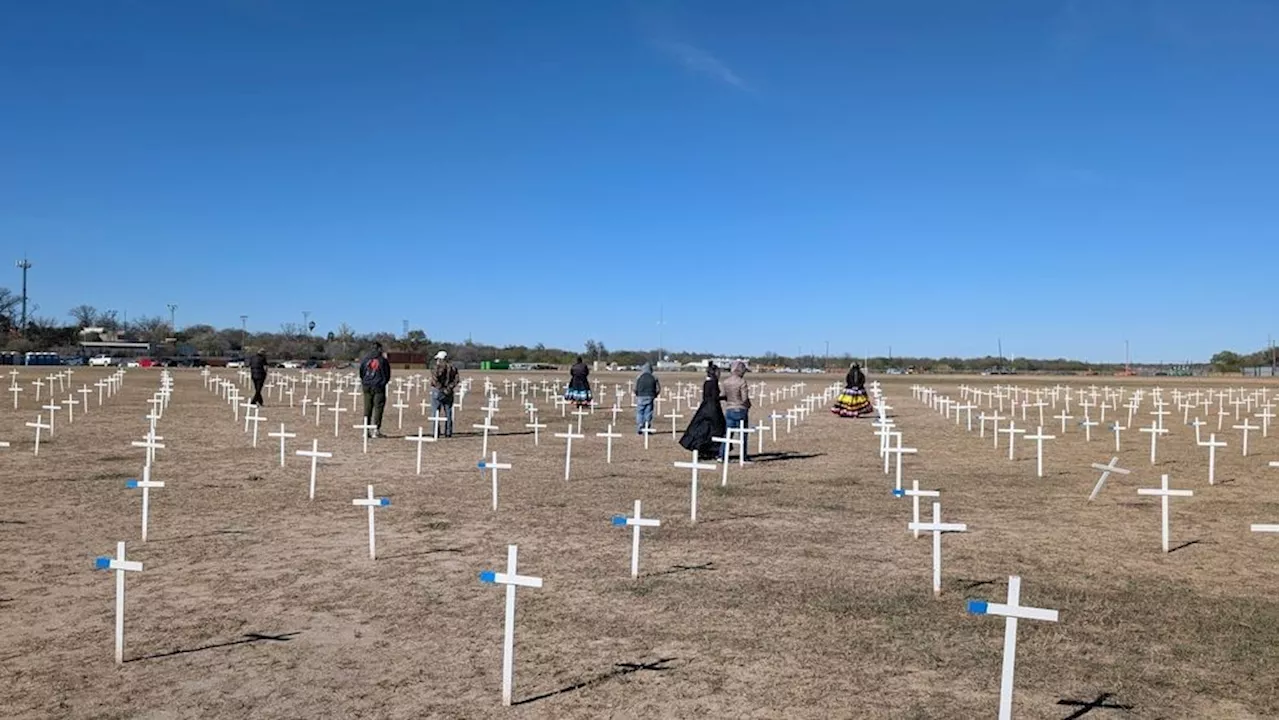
[{"xmin": 0, "ymin": 290, "xmax": 1274, "ymax": 373}]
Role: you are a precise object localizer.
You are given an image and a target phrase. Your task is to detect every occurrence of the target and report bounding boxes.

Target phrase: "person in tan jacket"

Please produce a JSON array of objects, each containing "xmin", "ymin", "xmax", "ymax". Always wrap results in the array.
[{"xmin": 720, "ymin": 361, "xmax": 752, "ymax": 460}]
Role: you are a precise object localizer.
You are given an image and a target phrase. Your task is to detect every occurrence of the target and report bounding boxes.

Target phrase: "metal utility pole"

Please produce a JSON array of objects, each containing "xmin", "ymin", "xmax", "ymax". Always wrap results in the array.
[
  {"xmin": 167, "ymin": 304, "xmax": 177, "ymax": 333},
  {"xmin": 240, "ymin": 315, "xmax": 248, "ymax": 350},
  {"xmin": 824, "ymin": 340, "xmax": 830, "ymax": 370},
  {"xmin": 402, "ymin": 319, "xmax": 409, "ymax": 339},
  {"xmin": 657, "ymin": 304, "xmax": 665, "ymax": 362},
  {"xmin": 15, "ymin": 257, "xmax": 31, "ymax": 334},
  {"xmin": 302, "ymin": 310, "xmax": 311, "ymax": 336}
]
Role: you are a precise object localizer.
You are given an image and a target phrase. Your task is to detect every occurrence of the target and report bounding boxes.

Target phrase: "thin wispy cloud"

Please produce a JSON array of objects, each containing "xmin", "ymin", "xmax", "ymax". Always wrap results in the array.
[{"xmin": 654, "ymin": 39, "xmax": 751, "ymax": 92}]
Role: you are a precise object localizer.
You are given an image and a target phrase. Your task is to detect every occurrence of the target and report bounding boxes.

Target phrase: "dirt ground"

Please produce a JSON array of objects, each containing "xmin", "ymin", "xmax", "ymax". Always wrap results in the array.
[{"xmin": 0, "ymin": 368, "xmax": 1276, "ymax": 719}]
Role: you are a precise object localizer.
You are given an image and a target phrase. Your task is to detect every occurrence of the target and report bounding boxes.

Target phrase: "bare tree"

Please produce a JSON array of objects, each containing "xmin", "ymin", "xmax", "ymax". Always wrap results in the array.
[
  {"xmin": 95, "ymin": 309, "xmax": 120, "ymax": 331},
  {"xmin": 69, "ymin": 304, "xmax": 98, "ymax": 328},
  {"xmin": 0, "ymin": 288, "xmax": 20, "ymax": 324},
  {"xmin": 129, "ymin": 315, "xmax": 171, "ymax": 343}
]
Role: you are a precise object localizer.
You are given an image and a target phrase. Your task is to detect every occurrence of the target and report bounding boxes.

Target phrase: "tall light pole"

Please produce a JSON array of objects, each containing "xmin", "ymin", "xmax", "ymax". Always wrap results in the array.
[
  {"xmin": 657, "ymin": 304, "xmax": 666, "ymax": 363},
  {"xmin": 302, "ymin": 310, "xmax": 310, "ymax": 336},
  {"xmin": 240, "ymin": 315, "xmax": 248, "ymax": 350},
  {"xmin": 167, "ymin": 303, "xmax": 177, "ymax": 334},
  {"xmin": 15, "ymin": 257, "xmax": 31, "ymax": 334},
  {"xmin": 824, "ymin": 340, "xmax": 830, "ymax": 370}
]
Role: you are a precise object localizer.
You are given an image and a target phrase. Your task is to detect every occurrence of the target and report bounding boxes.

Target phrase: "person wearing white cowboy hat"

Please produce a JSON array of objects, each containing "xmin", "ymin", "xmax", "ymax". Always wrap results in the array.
[{"xmin": 429, "ymin": 350, "xmax": 459, "ymax": 438}]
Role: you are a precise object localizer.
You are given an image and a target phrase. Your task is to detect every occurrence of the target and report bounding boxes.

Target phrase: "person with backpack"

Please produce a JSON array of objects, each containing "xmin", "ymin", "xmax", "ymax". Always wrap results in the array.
[
  {"xmin": 429, "ymin": 350, "xmax": 459, "ymax": 438},
  {"xmin": 248, "ymin": 349, "xmax": 269, "ymax": 406},
  {"xmin": 359, "ymin": 342, "xmax": 392, "ymax": 438}
]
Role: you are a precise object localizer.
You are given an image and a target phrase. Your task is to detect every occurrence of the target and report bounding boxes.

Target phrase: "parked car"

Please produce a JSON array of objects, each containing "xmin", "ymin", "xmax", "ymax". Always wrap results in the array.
[
  {"xmin": 124, "ymin": 360, "xmax": 141, "ymax": 368},
  {"xmin": 226, "ymin": 359, "xmax": 246, "ymax": 368},
  {"xmin": 281, "ymin": 360, "xmax": 302, "ymax": 369},
  {"xmin": 88, "ymin": 355, "xmax": 114, "ymax": 367}
]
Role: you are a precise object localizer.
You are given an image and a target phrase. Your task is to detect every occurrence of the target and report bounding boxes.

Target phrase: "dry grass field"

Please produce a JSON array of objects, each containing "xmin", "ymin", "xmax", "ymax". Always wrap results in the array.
[{"xmin": 0, "ymin": 368, "xmax": 1276, "ymax": 719}]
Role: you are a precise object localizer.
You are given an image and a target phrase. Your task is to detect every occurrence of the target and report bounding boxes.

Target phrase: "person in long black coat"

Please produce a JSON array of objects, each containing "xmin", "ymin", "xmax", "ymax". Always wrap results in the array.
[{"xmin": 680, "ymin": 363, "xmax": 727, "ymax": 461}]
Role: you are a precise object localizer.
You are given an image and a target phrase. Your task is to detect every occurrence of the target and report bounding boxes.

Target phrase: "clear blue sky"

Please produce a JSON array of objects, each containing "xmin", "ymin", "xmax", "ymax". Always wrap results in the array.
[{"xmin": 1, "ymin": 1, "xmax": 1275, "ymax": 362}]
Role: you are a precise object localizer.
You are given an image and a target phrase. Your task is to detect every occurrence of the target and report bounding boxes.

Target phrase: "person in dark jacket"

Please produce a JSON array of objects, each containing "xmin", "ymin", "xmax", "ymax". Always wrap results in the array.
[
  {"xmin": 680, "ymin": 362, "xmax": 727, "ymax": 461},
  {"xmin": 564, "ymin": 356, "xmax": 592, "ymax": 407},
  {"xmin": 359, "ymin": 343, "xmax": 392, "ymax": 437},
  {"xmin": 248, "ymin": 349, "xmax": 268, "ymax": 406},
  {"xmin": 633, "ymin": 362, "xmax": 661, "ymax": 434},
  {"xmin": 832, "ymin": 362, "xmax": 873, "ymax": 418},
  {"xmin": 429, "ymin": 350, "xmax": 459, "ymax": 438}
]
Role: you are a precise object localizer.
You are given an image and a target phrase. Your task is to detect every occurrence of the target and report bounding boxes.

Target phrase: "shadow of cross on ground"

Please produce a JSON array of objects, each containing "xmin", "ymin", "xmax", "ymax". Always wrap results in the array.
[
  {"xmin": 1056, "ymin": 692, "xmax": 1134, "ymax": 719},
  {"xmin": 126, "ymin": 632, "xmax": 300, "ymax": 663},
  {"xmin": 513, "ymin": 658, "xmax": 679, "ymax": 706}
]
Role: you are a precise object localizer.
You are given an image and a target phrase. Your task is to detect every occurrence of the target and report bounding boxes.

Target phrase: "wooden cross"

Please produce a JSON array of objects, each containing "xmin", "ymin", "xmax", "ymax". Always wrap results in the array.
[
  {"xmin": 1138, "ymin": 421, "xmax": 1168, "ymax": 465},
  {"xmin": 295, "ymin": 439, "xmax": 332, "ymax": 500},
  {"xmin": 352, "ymin": 485, "xmax": 390, "ymax": 559},
  {"xmin": 553, "ymin": 425, "xmax": 584, "ymax": 481},
  {"xmin": 1232, "ymin": 419, "xmax": 1258, "ymax": 456},
  {"xmin": 268, "ymin": 424, "xmax": 296, "ymax": 467},
  {"xmin": 478, "ymin": 545, "xmax": 543, "ymax": 707},
  {"xmin": 906, "ymin": 501, "xmax": 967, "ymax": 595},
  {"xmin": 596, "ymin": 424, "xmax": 622, "ymax": 463},
  {"xmin": 674, "ymin": 450, "xmax": 717, "ymax": 523},
  {"xmin": 473, "ymin": 418, "xmax": 498, "ymax": 458},
  {"xmin": 1023, "ymin": 426, "xmax": 1056, "ymax": 478},
  {"xmin": 1198, "ymin": 433, "xmax": 1227, "ymax": 485},
  {"xmin": 1137, "ymin": 474, "xmax": 1193, "ymax": 552},
  {"xmin": 967, "ymin": 575, "xmax": 1060, "ymax": 720},
  {"xmin": 93, "ymin": 541, "xmax": 144, "ymax": 664},
  {"xmin": 612, "ymin": 499, "xmax": 660, "ymax": 578},
  {"xmin": 405, "ymin": 427, "xmax": 436, "ymax": 475},
  {"xmin": 125, "ymin": 465, "xmax": 164, "ymax": 542},
  {"xmin": 1088, "ymin": 456, "xmax": 1130, "ymax": 500},
  {"xmin": 893, "ymin": 479, "xmax": 939, "ymax": 538},
  {"xmin": 478, "ymin": 452, "xmax": 512, "ymax": 511},
  {"xmin": 353, "ymin": 420, "xmax": 378, "ymax": 453}
]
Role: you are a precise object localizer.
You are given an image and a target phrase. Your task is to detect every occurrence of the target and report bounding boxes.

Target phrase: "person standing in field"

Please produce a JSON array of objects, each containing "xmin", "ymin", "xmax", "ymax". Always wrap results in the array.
[
  {"xmin": 429, "ymin": 350, "xmax": 459, "ymax": 438},
  {"xmin": 832, "ymin": 362, "xmax": 873, "ymax": 417},
  {"xmin": 248, "ymin": 349, "xmax": 269, "ymax": 405},
  {"xmin": 359, "ymin": 342, "xmax": 392, "ymax": 438},
  {"xmin": 720, "ymin": 361, "xmax": 752, "ymax": 460},
  {"xmin": 680, "ymin": 362, "xmax": 727, "ymax": 461},
  {"xmin": 633, "ymin": 362, "xmax": 661, "ymax": 434},
  {"xmin": 564, "ymin": 355, "xmax": 592, "ymax": 407}
]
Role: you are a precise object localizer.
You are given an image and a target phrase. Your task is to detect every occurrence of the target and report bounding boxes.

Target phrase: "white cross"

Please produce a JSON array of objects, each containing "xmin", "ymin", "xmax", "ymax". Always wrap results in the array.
[
  {"xmin": 478, "ymin": 544, "xmax": 543, "ymax": 707},
  {"xmin": 553, "ymin": 425, "xmax": 584, "ymax": 481},
  {"xmin": 9, "ymin": 383, "xmax": 22, "ymax": 409},
  {"xmin": 612, "ymin": 499, "xmax": 660, "ymax": 579},
  {"xmin": 478, "ymin": 451, "xmax": 512, "ymax": 512},
  {"xmin": 405, "ymin": 427, "xmax": 436, "ymax": 475},
  {"xmin": 1136, "ymin": 474, "xmax": 1193, "ymax": 552},
  {"xmin": 329, "ymin": 404, "xmax": 348, "ymax": 438},
  {"xmin": 571, "ymin": 407, "xmax": 590, "ymax": 433},
  {"xmin": 1232, "ymin": 419, "xmax": 1258, "ymax": 456},
  {"xmin": 525, "ymin": 417, "xmax": 546, "ymax": 446},
  {"xmin": 1138, "ymin": 421, "xmax": 1168, "ymax": 465},
  {"xmin": 31, "ymin": 378, "xmax": 43, "ymax": 401},
  {"xmin": 906, "ymin": 501, "xmax": 967, "ymax": 595},
  {"xmin": 885, "ymin": 433, "xmax": 918, "ymax": 492},
  {"xmin": 1023, "ymin": 426, "xmax": 1056, "ymax": 478},
  {"xmin": 351, "ymin": 484, "xmax": 390, "ymax": 560},
  {"xmin": 312, "ymin": 398, "xmax": 326, "ymax": 426},
  {"xmin": 1198, "ymin": 433, "xmax": 1228, "ymax": 485},
  {"xmin": 126, "ymin": 465, "xmax": 165, "ymax": 542},
  {"xmin": 57, "ymin": 393, "xmax": 80, "ymax": 423},
  {"xmin": 93, "ymin": 541, "xmax": 144, "ymax": 664},
  {"xmin": 26, "ymin": 414, "xmax": 50, "ymax": 456},
  {"xmin": 77, "ymin": 384, "xmax": 93, "ymax": 414},
  {"xmin": 391, "ymin": 399, "xmax": 409, "ymax": 429},
  {"xmin": 596, "ymin": 424, "xmax": 622, "ymax": 464},
  {"xmin": 711, "ymin": 434, "xmax": 741, "ymax": 486},
  {"xmin": 245, "ymin": 407, "xmax": 266, "ymax": 448},
  {"xmin": 967, "ymin": 575, "xmax": 1060, "ymax": 720},
  {"xmin": 1255, "ymin": 406, "xmax": 1274, "ymax": 437},
  {"xmin": 730, "ymin": 421, "xmax": 754, "ymax": 466},
  {"xmin": 1079, "ymin": 417, "xmax": 1098, "ymax": 443},
  {"xmin": 664, "ymin": 411, "xmax": 683, "ymax": 439},
  {"xmin": 640, "ymin": 426, "xmax": 658, "ymax": 450},
  {"xmin": 424, "ymin": 413, "xmax": 447, "ymax": 439},
  {"xmin": 1088, "ymin": 456, "xmax": 1131, "ymax": 500},
  {"xmin": 473, "ymin": 418, "xmax": 498, "ymax": 458},
  {"xmin": 674, "ymin": 450, "xmax": 717, "ymax": 523},
  {"xmin": 893, "ymin": 479, "xmax": 939, "ymax": 539},
  {"xmin": 1000, "ymin": 421, "xmax": 1025, "ymax": 461},
  {"xmin": 295, "ymin": 439, "xmax": 332, "ymax": 500},
  {"xmin": 267, "ymin": 424, "xmax": 296, "ymax": 467},
  {"xmin": 131, "ymin": 431, "xmax": 165, "ymax": 467},
  {"xmin": 41, "ymin": 402, "xmax": 61, "ymax": 435}
]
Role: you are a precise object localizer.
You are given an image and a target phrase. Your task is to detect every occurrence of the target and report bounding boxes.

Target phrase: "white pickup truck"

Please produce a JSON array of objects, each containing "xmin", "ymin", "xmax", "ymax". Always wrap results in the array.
[{"xmin": 88, "ymin": 356, "xmax": 114, "ymax": 367}]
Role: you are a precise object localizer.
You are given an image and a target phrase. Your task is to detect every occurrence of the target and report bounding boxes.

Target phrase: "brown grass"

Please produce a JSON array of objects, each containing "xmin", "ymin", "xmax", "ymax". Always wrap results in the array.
[{"xmin": 0, "ymin": 369, "xmax": 1275, "ymax": 718}]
